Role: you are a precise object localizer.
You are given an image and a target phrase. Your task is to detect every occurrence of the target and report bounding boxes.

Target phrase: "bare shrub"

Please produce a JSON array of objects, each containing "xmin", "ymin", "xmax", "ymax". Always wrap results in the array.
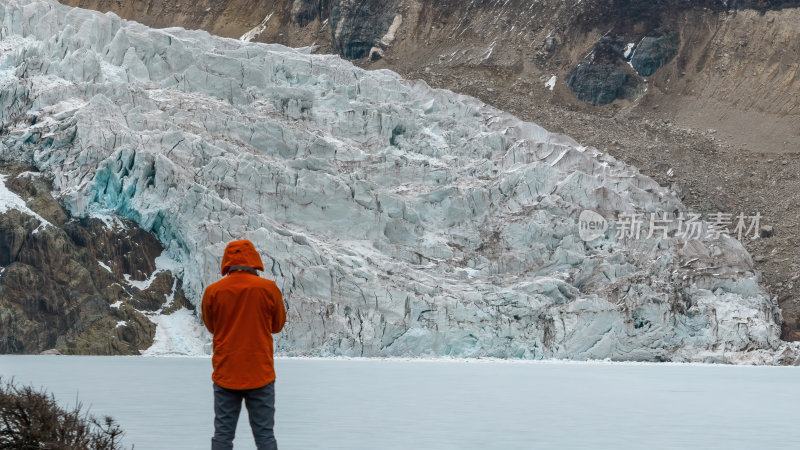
[{"xmin": 0, "ymin": 377, "xmax": 131, "ymax": 449}]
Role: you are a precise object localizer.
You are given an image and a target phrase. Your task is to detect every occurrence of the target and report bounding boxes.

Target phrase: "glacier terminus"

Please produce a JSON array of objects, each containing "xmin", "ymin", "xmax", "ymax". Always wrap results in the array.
[{"xmin": 1, "ymin": 0, "xmax": 797, "ymax": 363}]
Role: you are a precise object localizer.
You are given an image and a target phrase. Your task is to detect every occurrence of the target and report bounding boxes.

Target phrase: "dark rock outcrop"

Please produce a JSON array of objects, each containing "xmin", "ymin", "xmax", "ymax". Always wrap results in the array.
[
  {"xmin": 0, "ymin": 165, "xmax": 192, "ymax": 355},
  {"xmin": 330, "ymin": 0, "xmax": 398, "ymax": 59},
  {"xmin": 630, "ymin": 32, "xmax": 680, "ymax": 76},
  {"xmin": 566, "ymin": 30, "xmax": 678, "ymax": 105},
  {"xmin": 291, "ymin": 0, "xmax": 331, "ymax": 27},
  {"xmin": 566, "ymin": 63, "xmax": 645, "ymax": 106}
]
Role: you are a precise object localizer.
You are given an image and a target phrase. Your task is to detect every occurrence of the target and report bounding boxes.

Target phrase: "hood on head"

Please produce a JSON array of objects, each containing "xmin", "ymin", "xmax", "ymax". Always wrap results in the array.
[{"xmin": 221, "ymin": 239, "xmax": 265, "ymax": 275}]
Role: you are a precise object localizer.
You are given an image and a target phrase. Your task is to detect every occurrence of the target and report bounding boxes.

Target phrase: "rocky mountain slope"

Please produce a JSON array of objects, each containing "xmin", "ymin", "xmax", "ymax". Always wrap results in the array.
[
  {"xmin": 56, "ymin": 0, "xmax": 800, "ymax": 153},
  {"xmin": 1, "ymin": 0, "xmax": 796, "ymax": 362},
  {"xmin": 55, "ymin": 0, "xmax": 800, "ymax": 341}
]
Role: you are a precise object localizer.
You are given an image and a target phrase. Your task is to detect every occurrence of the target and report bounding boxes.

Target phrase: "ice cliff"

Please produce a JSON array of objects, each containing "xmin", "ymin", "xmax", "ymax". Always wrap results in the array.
[{"xmin": 1, "ymin": 0, "xmax": 795, "ymax": 362}]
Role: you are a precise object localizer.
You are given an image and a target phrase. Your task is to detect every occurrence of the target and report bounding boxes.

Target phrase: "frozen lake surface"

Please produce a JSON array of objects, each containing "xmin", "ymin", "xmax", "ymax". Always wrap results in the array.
[{"xmin": 1, "ymin": 356, "xmax": 798, "ymax": 449}]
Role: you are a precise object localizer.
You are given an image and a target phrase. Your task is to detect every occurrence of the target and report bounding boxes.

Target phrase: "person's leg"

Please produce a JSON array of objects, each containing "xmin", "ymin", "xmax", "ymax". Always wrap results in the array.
[
  {"xmin": 212, "ymin": 383, "xmax": 244, "ymax": 450},
  {"xmin": 243, "ymin": 381, "xmax": 277, "ymax": 450}
]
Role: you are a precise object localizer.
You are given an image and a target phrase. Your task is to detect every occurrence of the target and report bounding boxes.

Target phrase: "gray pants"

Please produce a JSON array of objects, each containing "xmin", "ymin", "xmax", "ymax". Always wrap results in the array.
[{"xmin": 212, "ymin": 382, "xmax": 277, "ymax": 450}]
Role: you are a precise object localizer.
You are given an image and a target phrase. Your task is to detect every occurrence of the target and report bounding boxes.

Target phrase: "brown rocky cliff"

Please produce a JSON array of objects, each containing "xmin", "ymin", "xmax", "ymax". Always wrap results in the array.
[{"xmin": 0, "ymin": 164, "xmax": 192, "ymax": 355}]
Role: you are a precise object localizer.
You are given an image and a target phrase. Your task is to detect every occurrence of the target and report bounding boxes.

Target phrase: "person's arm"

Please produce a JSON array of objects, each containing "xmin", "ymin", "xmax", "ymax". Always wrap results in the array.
[
  {"xmin": 268, "ymin": 282, "xmax": 286, "ymax": 334},
  {"xmin": 201, "ymin": 287, "xmax": 214, "ymax": 334}
]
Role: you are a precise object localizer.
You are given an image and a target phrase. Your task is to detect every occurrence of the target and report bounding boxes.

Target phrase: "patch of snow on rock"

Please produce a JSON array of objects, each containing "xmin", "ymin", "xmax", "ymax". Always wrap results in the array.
[
  {"xmin": 123, "ymin": 251, "xmax": 181, "ymax": 291},
  {"xmin": 545, "ymin": 75, "xmax": 557, "ymax": 91},
  {"xmin": 16, "ymin": 171, "xmax": 42, "ymax": 179},
  {"xmin": 141, "ymin": 307, "xmax": 211, "ymax": 356},
  {"xmin": 0, "ymin": 174, "xmax": 52, "ymax": 233},
  {"xmin": 624, "ymin": 43, "xmax": 635, "ymax": 59},
  {"xmin": 240, "ymin": 12, "xmax": 273, "ymax": 42}
]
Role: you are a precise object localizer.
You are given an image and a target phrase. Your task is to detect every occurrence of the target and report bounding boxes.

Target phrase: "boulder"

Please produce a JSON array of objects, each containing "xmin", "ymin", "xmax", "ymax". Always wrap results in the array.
[
  {"xmin": 630, "ymin": 32, "xmax": 680, "ymax": 77},
  {"xmin": 566, "ymin": 63, "xmax": 645, "ymax": 106}
]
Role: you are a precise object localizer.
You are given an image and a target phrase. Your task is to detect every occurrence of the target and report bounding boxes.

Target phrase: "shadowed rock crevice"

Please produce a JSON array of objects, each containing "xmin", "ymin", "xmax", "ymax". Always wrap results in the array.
[
  {"xmin": 291, "ymin": 0, "xmax": 331, "ymax": 27},
  {"xmin": 330, "ymin": 0, "xmax": 398, "ymax": 59}
]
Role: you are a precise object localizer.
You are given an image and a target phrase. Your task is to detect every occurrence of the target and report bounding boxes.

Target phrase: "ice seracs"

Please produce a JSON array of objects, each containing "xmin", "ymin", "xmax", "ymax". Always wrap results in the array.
[{"xmin": 0, "ymin": 0, "xmax": 796, "ymax": 363}]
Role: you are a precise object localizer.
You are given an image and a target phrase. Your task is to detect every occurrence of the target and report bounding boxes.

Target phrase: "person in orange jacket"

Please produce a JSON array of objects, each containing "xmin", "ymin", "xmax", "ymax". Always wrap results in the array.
[{"xmin": 202, "ymin": 239, "xmax": 286, "ymax": 450}]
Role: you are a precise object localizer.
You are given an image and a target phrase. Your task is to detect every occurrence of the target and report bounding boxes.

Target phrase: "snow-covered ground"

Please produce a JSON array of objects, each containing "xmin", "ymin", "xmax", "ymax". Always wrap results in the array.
[
  {"xmin": 1, "ymin": 356, "xmax": 799, "ymax": 449},
  {"xmin": 140, "ymin": 307, "xmax": 211, "ymax": 356}
]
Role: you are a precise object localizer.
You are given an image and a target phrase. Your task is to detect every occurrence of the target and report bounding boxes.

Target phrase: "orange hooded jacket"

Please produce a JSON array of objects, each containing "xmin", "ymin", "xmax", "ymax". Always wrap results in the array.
[{"xmin": 201, "ymin": 240, "xmax": 286, "ymax": 390}]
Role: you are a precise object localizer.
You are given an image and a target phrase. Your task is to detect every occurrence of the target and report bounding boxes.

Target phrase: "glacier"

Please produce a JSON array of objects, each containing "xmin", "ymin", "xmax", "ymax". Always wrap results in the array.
[{"xmin": 0, "ymin": 0, "xmax": 796, "ymax": 362}]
